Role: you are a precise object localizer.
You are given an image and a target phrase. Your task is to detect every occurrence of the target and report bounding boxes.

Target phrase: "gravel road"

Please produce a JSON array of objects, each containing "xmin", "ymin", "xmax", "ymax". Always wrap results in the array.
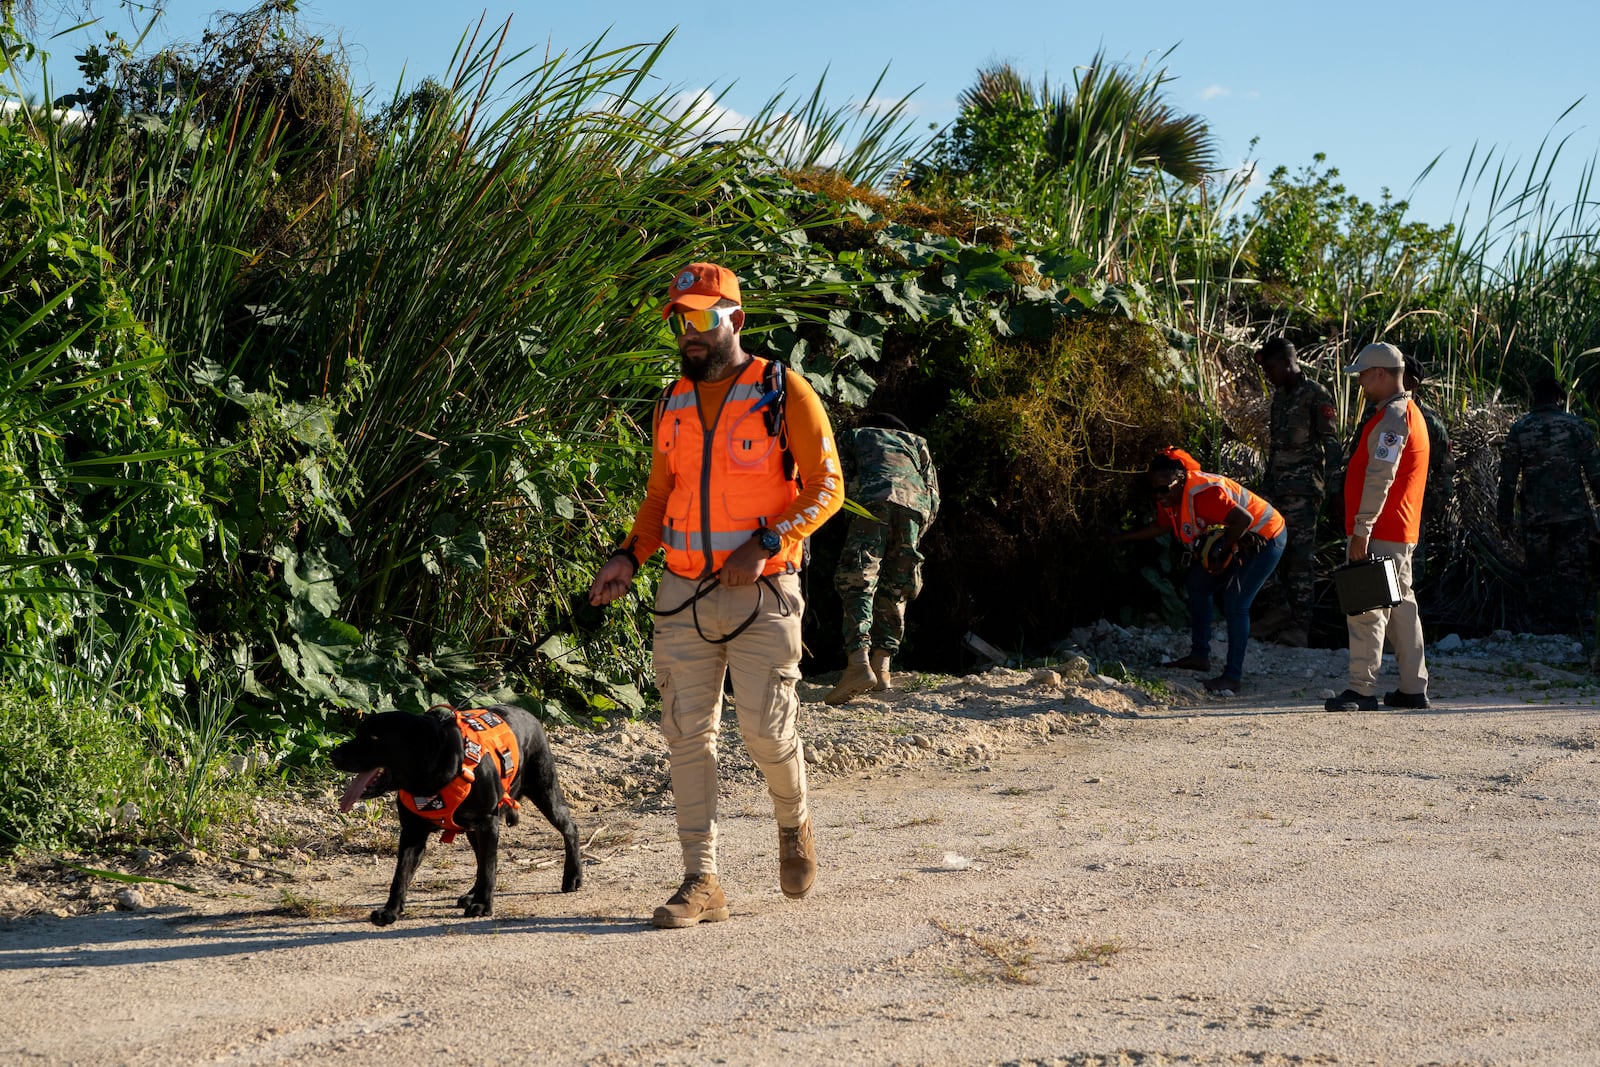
[{"xmin": 3, "ymin": 630, "xmax": 1598, "ymax": 1066}]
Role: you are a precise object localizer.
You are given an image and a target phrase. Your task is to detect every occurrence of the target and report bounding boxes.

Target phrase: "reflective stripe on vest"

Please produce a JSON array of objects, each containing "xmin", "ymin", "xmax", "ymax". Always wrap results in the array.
[
  {"xmin": 399, "ymin": 709, "xmax": 522, "ymax": 843},
  {"xmin": 1172, "ymin": 471, "xmax": 1285, "ymax": 544},
  {"xmin": 654, "ymin": 356, "xmax": 802, "ymax": 578}
]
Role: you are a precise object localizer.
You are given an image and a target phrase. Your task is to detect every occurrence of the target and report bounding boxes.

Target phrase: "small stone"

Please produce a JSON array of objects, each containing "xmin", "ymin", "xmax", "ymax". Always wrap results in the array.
[
  {"xmin": 1436, "ymin": 633, "xmax": 1463, "ymax": 652},
  {"xmin": 1030, "ymin": 669, "xmax": 1062, "ymax": 687},
  {"xmin": 1059, "ymin": 655, "xmax": 1092, "ymax": 682},
  {"xmin": 113, "ymin": 888, "xmax": 145, "ymax": 911}
]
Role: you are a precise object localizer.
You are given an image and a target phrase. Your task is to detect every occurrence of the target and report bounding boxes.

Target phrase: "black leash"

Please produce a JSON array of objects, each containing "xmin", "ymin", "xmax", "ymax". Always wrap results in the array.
[{"xmin": 649, "ymin": 571, "xmax": 793, "ymax": 645}]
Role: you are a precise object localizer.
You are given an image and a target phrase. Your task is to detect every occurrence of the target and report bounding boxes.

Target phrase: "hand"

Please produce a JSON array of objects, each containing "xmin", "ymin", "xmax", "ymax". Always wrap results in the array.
[
  {"xmin": 588, "ymin": 555, "xmax": 635, "ymax": 606},
  {"xmin": 718, "ymin": 538, "xmax": 768, "ymax": 587},
  {"xmin": 1348, "ymin": 533, "xmax": 1369, "ymax": 562}
]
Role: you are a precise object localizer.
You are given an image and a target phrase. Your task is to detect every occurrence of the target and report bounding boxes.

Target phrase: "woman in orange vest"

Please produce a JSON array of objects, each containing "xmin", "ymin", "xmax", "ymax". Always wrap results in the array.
[{"xmin": 1108, "ymin": 448, "xmax": 1287, "ymax": 693}]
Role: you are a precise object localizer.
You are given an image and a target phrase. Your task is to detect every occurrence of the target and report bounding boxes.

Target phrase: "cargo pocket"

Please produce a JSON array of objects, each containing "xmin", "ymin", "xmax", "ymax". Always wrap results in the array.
[
  {"xmin": 656, "ymin": 667, "xmax": 683, "ymax": 742},
  {"xmin": 754, "ymin": 662, "xmax": 803, "ymax": 747}
]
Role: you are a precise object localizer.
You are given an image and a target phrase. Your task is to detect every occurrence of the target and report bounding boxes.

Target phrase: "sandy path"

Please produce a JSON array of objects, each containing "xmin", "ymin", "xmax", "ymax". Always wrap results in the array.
[{"xmin": 2, "ymin": 665, "xmax": 1598, "ymax": 1066}]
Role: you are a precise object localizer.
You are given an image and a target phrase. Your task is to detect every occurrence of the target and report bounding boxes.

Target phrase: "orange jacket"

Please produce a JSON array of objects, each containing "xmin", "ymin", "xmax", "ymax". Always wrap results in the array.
[
  {"xmin": 400, "ymin": 708, "xmax": 521, "ymax": 842},
  {"xmin": 1344, "ymin": 394, "xmax": 1428, "ymax": 543},
  {"xmin": 1160, "ymin": 470, "xmax": 1285, "ymax": 546},
  {"xmin": 627, "ymin": 356, "xmax": 840, "ymax": 579}
]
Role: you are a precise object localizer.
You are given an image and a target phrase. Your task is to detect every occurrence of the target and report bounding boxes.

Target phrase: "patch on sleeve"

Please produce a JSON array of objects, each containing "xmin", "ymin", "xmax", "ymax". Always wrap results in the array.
[{"xmin": 1371, "ymin": 428, "xmax": 1404, "ymax": 464}]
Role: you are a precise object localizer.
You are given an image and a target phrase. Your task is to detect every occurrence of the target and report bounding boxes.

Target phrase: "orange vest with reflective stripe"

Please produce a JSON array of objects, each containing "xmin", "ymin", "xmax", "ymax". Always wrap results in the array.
[
  {"xmin": 654, "ymin": 356, "xmax": 803, "ymax": 578},
  {"xmin": 399, "ymin": 708, "xmax": 521, "ymax": 843},
  {"xmin": 1345, "ymin": 397, "xmax": 1428, "ymax": 543},
  {"xmin": 1164, "ymin": 471, "xmax": 1285, "ymax": 545}
]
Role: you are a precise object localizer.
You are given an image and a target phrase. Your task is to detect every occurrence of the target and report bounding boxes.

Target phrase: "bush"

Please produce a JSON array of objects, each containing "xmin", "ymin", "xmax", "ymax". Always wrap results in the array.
[{"xmin": 0, "ymin": 688, "xmax": 153, "ymax": 853}]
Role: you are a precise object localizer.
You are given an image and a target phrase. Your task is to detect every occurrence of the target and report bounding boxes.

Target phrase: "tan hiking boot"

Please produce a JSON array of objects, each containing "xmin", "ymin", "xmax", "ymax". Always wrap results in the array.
[
  {"xmin": 778, "ymin": 818, "xmax": 817, "ymax": 899},
  {"xmin": 825, "ymin": 650, "xmax": 877, "ymax": 705},
  {"xmin": 650, "ymin": 874, "xmax": 730, "ymax": 929},
  {"xmin": 870, "ymin": 649, "xmax": 892, "ymax": 691}
]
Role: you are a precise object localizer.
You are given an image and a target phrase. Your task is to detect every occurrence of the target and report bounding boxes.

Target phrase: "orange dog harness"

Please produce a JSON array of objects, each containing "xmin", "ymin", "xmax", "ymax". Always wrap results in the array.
[{"xmin": 399, "ymin": 708, "xmax": 522, "ymax": 843}]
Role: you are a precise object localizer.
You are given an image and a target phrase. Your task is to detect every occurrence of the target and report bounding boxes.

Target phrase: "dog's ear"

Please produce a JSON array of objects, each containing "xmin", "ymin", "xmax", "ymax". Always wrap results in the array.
[{"xmin": 417, "ymin": 708, "xmax": 465, "ymax": 786}]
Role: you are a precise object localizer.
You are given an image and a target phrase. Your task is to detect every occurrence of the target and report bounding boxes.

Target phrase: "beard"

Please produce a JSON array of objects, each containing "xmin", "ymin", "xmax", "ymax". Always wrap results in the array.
[{"xmin": 679, "ymin": 333, "xmax": 740, "ymax": 382}]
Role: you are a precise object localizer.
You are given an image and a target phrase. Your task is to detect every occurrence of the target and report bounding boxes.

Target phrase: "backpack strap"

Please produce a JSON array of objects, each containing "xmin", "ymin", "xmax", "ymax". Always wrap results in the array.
[{"xmin": 760, "ymin": 360, "xmax": 797, "ymax": 483}]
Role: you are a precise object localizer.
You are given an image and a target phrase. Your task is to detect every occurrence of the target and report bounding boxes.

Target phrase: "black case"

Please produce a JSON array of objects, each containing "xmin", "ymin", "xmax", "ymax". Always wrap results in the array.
[{"xmin": 1333, "ymin": 555, "xmax": 1402, "ymax": 615}]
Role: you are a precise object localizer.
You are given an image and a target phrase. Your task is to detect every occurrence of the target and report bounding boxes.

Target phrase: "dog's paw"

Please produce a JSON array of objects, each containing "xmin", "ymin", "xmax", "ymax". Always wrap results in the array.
[
  {"xmin": 370, "ymin": 908, "xmax": 400, "ymax": 926},
  {"xmin": 561, "ymin": 872, "xmax": 582, "ymax": 893},
  {"xmin": 461, "ymin": 900, "xmax": 492, "ymax": 918}
]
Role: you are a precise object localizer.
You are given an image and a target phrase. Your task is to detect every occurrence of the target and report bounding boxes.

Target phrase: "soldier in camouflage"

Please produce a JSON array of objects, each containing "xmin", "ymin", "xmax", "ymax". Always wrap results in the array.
[
  {"xmin": 1253, "ymin": 338, "xmax": 1343, "ymax": 647},
  {"xmin": 1496, "ymin": 378, "xmax": 1600, "ymax": 634},
  {"xmin": 824, "ymin": 412, "xmax": 940, "ymax": 705}
]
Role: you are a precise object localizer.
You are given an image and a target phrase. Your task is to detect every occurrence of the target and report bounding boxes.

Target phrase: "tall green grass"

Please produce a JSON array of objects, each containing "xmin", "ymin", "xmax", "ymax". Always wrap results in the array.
[{"xmin": 13, "ymin": 8, "xmax": 922, "ymax": 728}]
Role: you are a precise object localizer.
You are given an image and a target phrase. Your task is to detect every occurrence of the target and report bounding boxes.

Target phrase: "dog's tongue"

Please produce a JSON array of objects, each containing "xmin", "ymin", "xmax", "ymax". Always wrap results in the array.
[{"xmin": 339, "ymin": 769, "xmax": 383, "ymax": 812}]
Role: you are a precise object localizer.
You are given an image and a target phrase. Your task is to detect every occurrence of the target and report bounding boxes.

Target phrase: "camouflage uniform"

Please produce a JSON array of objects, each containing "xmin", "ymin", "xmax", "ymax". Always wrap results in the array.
[
  {"xmin": 1496, "ymin": 403, "xmax": 1600, "ymax": 632},
  {"xmin": 1413, "ymin": 402, "xmax": 1455, "ymax": 584},
  {"xmin": 1261, "ymin": 374, "xmax": 1342, "ymax": 633},
  {"xmin": 835, "ymin": 427, "xmax": 940, "ymax": 655}
]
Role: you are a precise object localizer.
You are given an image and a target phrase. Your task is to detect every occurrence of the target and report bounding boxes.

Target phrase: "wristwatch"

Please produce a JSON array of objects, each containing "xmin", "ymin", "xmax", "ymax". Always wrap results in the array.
[{"xmin": 753, "ymin": 529, "xmax": 782, "ymax": 557}]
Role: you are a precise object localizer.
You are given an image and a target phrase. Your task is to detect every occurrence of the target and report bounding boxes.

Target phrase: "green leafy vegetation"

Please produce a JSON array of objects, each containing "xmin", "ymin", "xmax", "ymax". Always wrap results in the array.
[{"xmin": 4, "ymin": 0, "xmax": 1599, "ymax": 852}]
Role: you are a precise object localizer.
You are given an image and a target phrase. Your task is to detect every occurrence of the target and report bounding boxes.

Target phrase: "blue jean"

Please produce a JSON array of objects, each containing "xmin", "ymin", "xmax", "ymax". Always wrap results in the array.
[{"xmin": 1185, "ymin": 530, "xmax": 1287, "ymax": 680}]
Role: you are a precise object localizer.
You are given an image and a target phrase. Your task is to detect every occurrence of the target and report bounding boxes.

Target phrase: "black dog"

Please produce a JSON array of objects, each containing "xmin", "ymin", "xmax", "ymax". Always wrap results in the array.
[{"xmin": 331, "ymin": 704, "xmax": 583, "ymax": 926}]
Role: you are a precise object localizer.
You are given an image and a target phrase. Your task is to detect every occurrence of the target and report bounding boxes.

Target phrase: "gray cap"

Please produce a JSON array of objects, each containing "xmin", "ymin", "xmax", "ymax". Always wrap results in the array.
[{"xmin": 1344, "ymin": 342, "xmax": 1405, "ymax": 375}]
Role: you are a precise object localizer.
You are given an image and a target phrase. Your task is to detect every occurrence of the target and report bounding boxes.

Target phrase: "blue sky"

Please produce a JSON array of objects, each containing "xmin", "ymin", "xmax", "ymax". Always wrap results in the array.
[{"xmin": 20, "ymin": 0, "xmax": 1600, "ymax": 229}]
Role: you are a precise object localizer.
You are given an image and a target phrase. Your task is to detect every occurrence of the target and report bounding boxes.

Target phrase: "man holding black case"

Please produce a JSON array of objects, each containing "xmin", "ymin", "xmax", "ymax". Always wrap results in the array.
[{"xmin": 1325, "ymin": 342, "xmax": 1431, "ymax": 712}]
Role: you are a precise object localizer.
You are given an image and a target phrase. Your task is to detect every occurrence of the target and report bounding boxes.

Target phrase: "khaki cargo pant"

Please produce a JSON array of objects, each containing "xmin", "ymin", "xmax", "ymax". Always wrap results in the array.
[
  {"xmin": 653, "ymin": 570, "xmax": 809, "ymax": 876},
  {"xmin": 1346, "ymin": 539, "xmax": 1429, "ymax": 696}
]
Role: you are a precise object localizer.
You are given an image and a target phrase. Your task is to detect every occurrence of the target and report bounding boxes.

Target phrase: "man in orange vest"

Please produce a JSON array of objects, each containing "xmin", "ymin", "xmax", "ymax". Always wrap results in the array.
[
  {"xmin": 1325, "ymin": 342, "xmax": 1430, "ymax": 712},
  {"xmin": 588, "ymin": 262, "xmax": 842, "ymax": 928},
  {"xmin": 1107, "ymin": 448, "xmax": 1287, "ymax": 693}
]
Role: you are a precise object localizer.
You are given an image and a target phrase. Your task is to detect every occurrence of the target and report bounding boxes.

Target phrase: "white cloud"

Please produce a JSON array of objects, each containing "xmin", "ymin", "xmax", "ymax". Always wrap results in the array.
[
  {"xmin": 1, "ymin": 100, "xmax": 88, "ymax": 125},
  {"xmin": 662, "ymin": 87, "xmax": 845, "ymax": 168},
  {"xmin": 663, "ymin": 89, "xmax": 753, "ymax": 143},
  {"xmin": 1201, "ymin": 85, "xmax": 1231, "ymax": 101}
]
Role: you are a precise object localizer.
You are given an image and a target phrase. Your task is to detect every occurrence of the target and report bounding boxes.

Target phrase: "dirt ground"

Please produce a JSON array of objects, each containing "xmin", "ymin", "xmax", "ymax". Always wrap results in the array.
[{"xmin": 2, "ymin": 627, "xmax": 1598, "ymax": 1066}]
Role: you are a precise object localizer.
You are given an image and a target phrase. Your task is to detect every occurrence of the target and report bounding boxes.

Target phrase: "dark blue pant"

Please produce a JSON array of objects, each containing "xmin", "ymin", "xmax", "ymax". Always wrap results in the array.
[{"xmin": 1186, "ymin": 530, "xmax": 1287, "ymax": 680}]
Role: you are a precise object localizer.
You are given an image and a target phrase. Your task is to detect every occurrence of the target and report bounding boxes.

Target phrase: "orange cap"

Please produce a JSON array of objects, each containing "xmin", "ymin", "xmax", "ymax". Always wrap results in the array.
[
  {"xmin": 662, "ymin": 262, "xmax": 741, "ymax": 318},
  {"xmin": 1160, "ymin": 446, "xmax": 1202, "ymax": 472}
]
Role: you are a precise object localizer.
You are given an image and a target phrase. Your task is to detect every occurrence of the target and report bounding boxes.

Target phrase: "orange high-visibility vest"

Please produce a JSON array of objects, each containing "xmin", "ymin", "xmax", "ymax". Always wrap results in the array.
[
  {"xmin": 1345, "ymin": 397, "xmax": 1428, "ymax": 543},
  {"xmin": 400, "ymin": 708, "xmax": 521, "ymax": 843},
  {"xmin": 1164, "ymin": 471, "xmax": 1285, "ymax": 546},
  {"xmin": 654, "ymin": 356, "xmax": 803, "ymax": 578}
]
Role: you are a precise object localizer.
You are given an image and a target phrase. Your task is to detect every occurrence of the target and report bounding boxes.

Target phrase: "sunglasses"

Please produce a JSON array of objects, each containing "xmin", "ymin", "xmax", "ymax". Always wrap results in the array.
[{"xmin": 667, "ymin": 306, "xmax": 740, "ymax": 336}]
